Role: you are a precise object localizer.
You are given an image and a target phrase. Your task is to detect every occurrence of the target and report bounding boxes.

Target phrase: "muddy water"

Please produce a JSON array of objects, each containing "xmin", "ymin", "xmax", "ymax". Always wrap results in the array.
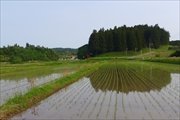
[
  {"xmin": 0, "ymin": 67, "xmax": 75, "ymax": 106},
  {"xmin": 10, "ymin": 72, "xmax": 180, "ymax": 120}
]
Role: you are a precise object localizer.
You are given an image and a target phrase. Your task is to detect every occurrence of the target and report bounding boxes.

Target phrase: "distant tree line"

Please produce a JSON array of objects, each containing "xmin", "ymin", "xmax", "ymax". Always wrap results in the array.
[
  {"xmin": 87, "ymin": 24, "xmax": 170, "ymax": 57},
  {"xmin": 0, "ymin": 43, "xmax": 59, "ymax": 63},
  {"xmin": 52, "ymin": 48, "xmax": 78, "ymax": 55},
  {"xmin": 169, "ymin": 40, "xmax": 180, "ymax": 46},
  {"xmin": 77, "ymin": 44, "xmax": 88, "ymax": 59}
]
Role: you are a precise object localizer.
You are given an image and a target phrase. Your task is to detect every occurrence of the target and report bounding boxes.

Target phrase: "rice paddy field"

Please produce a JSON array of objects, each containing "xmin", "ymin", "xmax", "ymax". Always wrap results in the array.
[
  {"xmin": 9, "ymin": 60, "xmax": 180, "ymax": 120},
  {"xmin": 0, "ymin": 67, "xmax": 75, "ymax": 107}
]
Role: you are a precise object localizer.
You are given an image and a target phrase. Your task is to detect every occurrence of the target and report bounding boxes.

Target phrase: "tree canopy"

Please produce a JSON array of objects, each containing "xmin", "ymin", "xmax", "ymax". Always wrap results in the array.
[
  {"xmin": 0, "ymin": 43, "xmax": 59, "ymax": 63},
  {"xmin": 52, "ymin": 48, "xmax": 78, "ymax": 55},
  {"xmin": 77, "ymin": 44, "xmax": 89, "ymax": 59},
  {"xmin": 87, "ymin": 24, "xmax": 170, "ymax": 56}
]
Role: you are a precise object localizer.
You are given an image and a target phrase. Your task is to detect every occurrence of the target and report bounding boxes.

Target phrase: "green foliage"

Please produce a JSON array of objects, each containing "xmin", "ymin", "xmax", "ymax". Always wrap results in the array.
[
  {"xmin": 9, "ymin": 56, "xmax": 22, "ymax": 64},
  {"xmin": 168, "ymin": 46, "xmax": 180, "ymax": 50},
  {"xmin": 155, "ymin": 54, "xmax": 160, "ymax": 57},
  {"xmin": 0, "ymin": 43, "xmax": 59, "ymax": 63},
  {"xmin": 143, "ymin": 57, "xmax": 180, "ymax": 65},
  {"xmin": 88, "ymin": 29, "xmax": 100, "ymax": 56},
  {"xmin": 169, "ymin": 50, "xmax": 180, "ymax": 57},
  {"xmin": 169, "ymin": 40, "xmax": 180, "ymax": 46},
  {"xmin": 87, "ymin": 24, "xmax": 170, "ymax": 56},
  {"xmin": 77, "ymin": 44, "xmax": 89, "ymax": 59},
  {"xmin": 168, "ymin": 40, "xmax": 180, "ymax": 50},
  {"xmin": 51, "ymin": 48, "xmax": 78, "ymax": 55}
]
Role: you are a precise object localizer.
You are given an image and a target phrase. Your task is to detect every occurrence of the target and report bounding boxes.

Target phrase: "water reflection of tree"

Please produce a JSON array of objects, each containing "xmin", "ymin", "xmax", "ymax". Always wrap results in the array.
[
  {"xmin": 29, "ymin": 78, "xmax": 35, "ymax": 88},
  {"xmin": 63, "ymin": 70, "xmax": 69, "ymax": 76},
  {"xmin": 88, "ymin": 67, "xmax": 171, "ymax": 94},
  {"xmin": 31, "ymin": 106, "xmax": 38, "ymax": 115},
  {"xmin": 15, "ymin": 80, "xmax": 20, "ymax": 95}
]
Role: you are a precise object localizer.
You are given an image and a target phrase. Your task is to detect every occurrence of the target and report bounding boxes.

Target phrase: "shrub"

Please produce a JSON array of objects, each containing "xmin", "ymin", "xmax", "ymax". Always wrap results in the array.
[
  {"xmin": 155, "ymin": 54, "xmax": 160, "ymax": 57},
  {"xmin": 10, "ymin": 56, "xmax": 22, "ymax": 64},
  {"xmin": 169, "ymin": 50, "xmax": 180, "ymax": 57}
]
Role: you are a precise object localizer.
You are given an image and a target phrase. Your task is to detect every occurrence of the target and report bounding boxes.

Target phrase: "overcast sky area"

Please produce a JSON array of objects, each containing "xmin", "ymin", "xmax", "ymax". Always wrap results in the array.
[{"xmin": 1, "ymin": 1, "xmax": 179, "ymax": 48}]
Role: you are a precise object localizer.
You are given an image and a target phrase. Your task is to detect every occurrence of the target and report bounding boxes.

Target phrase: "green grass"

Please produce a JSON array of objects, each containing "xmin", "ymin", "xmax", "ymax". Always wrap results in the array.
[
  {"xmin": 96, "ymin": 48, "xmax": 149, "ymax": 58},
  {"xmin": 95, "ymin": 45, "xmax": 175, "ymax": 58},
  {"xmin": 91, "ymin": 45, "xmax": 178, "ymax": 64},
  {"xmin": 0, "ymin": 61, "xmax": 79, "ymax": 80},
  {"xmin": 0, "ymin": 60, "xmax": 98, "ymax": 74},
  {"xmin": 142, "ymin": 57, "xmax": 180, "ymax": 65}
]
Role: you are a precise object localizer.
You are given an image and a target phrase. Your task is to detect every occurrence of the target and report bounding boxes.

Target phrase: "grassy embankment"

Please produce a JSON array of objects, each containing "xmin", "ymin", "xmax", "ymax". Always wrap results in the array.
[
  {"xmin": 138, "ymin": 45, "xmax": 179, "ymax": 64},
  {"xmin": 92, "ymin": 45, "xmax": 179, "ymax": 64},
  {"xmin": 0, "ymin": 61, "xmax": 102, "ymax": 119}
]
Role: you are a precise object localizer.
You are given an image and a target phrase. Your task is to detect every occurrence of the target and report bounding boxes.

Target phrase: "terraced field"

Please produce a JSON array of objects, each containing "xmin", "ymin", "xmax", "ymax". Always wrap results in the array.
[
  {"xmin": 0, "ymin": 67, "xmax": 75, "ymax": 106},
  {"xmin": 10, "ymin": 62, "xmax": 180, "ymax": 120}
]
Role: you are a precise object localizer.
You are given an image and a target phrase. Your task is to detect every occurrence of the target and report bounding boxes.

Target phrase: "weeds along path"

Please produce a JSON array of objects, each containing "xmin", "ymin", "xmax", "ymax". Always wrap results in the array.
[{"xmin": 0, "ymin": 62, "xmax": 101, "ymax": 119}]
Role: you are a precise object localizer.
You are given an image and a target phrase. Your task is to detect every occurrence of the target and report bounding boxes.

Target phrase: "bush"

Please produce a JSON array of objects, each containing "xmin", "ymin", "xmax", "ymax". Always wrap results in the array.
[
  {"xmin": 10, "ymin": 56, "xmax": 22, "ymax": 64},
  {"xmin": 155, "ymin": 54, "xmax": 160, "ymax": 57},
  {"xmin": 169, "ymin": 50, "xmax": 180, "ymax": 57}
]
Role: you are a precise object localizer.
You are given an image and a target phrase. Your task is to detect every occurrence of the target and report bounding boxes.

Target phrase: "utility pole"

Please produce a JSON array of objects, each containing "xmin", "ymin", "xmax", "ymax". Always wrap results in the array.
[
  {"xmin": 126, "ymin": 48, "xmax": 128, "ymax": 58},
  {"xmin": 149, "ymin": 43, "xmax": 153, "ymax": 58},
  {"xmin": 135, "ymin": 48, "xmax": 137, "ymax": 55}
]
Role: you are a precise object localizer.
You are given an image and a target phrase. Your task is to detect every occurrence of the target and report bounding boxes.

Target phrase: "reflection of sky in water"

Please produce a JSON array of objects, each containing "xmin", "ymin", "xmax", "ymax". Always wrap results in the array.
[
  {"xmin": 0, "ymin": 72, "xmax": 74, "ymax": 106},
  {"xmin": 170, "ymin": 73, "xmax": 180, "ymax": 91},
  {"xmin": 10, "ymin": 73, "xmax": 180, "ymax": 120}
]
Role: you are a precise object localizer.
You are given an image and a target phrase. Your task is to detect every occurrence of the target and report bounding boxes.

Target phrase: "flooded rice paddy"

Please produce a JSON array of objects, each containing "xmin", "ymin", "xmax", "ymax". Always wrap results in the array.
[
  {"xmin": 10, "ymin": 62, "xmax": 180, "ymax": 120},
  {"xmin": 0, "ymin": 67, "xmax": 75, "ymax": 106}
]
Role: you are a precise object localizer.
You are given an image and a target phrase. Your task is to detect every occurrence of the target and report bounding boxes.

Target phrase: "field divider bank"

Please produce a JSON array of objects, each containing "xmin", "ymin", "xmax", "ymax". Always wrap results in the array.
[{"xmin": 0, "ymin": 62, "xmax": 102, "ymax": 119}]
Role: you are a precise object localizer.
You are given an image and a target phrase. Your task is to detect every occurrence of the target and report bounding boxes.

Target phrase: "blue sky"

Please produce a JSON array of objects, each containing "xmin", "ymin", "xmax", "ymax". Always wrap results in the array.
[{"xmin": 1, "ymin": 1, "xmax": 179, "ymax": 48}]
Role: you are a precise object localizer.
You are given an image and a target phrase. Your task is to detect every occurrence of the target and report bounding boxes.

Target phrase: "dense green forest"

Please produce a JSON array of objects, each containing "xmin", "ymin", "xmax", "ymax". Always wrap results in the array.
[
  {"xmin": 77, "ymin": 44, "xmax": 88, "ymax": 59},
  {"xmin": 0, "ymin": 43, "xmax": 59, "ymax": 63},
  {"xmin": 78, "ymin": 24, "xmax": 170, "ymax": 59},
  {"xmin": 52, "ymin": 48, "xmax": 78, "ymax": 55},
  {"xmin": 169, "ymin": 40, "xmax": 180, "ymax": 46}
]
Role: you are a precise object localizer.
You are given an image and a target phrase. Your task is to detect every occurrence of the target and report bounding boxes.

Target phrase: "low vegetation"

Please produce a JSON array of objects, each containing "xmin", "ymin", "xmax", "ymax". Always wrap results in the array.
[
  {"xmin": 52, "ymin": 48, "xmax": 77, "ymax": 55},
  {"xmin": 143, "ymin": 57, "xmax": 179, "ymax": 65},
  {"xmin": 169, "ymin": 50, "xmax": 180, "ymax": 57}
]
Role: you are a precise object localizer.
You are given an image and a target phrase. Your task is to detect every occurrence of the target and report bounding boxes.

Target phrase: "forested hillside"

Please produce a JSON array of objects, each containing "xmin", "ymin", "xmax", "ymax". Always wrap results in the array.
[
  {"xmin": 0, "ymin": 43, "xmax": 59, "ymax": 63},
  {"xmin": 78, "ymin": 24, "xmax": 170, "ymax": 58},
  {"xmin": 88, "ymin": 24, "xmax": 170, "ymax": 56},
  {"xmin": 52, "ymin": 48, "xmax": 78, "ymax": 55}
]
